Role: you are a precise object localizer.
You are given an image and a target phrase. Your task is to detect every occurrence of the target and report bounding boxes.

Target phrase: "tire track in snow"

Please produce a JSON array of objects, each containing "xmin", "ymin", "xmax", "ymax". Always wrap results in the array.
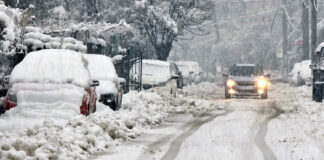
[
  {"xmin": 136, "ymin": 102, "xmax": 232, "ymax": 160},
  {"xmin": 255, "ymin": 101, "xmax": 284, "ymax": 160}
]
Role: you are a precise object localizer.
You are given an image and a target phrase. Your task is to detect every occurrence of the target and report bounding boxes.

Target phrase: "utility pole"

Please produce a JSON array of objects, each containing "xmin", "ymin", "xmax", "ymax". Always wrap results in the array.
[
  {"xmin": 302, "ymin": 0, "xmax": 309, "ymax": 60},
  {"xmin": 310, "ymin": 0, "xmax": 317, "ymax": 63},
  {"xmin": 282, "ymin": 0, "xmax": 288, "ymax": 81}
]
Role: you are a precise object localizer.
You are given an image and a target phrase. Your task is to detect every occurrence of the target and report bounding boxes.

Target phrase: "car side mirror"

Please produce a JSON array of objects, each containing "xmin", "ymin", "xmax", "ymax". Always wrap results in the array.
[
  {"xmin": 310, "ymin": 64, "xmax": 316, "ymax": 70},
  {"xmin": 171, "ymin": 75, "xmax": 179, "ymax": 80},
  {"xmin": 3, "ymin": 76, "xmax": 10, "ymax": 84},
  {"xmin": 91, "ymin": 80, "xmax": 99, "ymax": 87},
  {"xmin": 222, "ymin": 74, "xmax": 228, "ymax": 77},
  {"xmin": 118, "ymin": 78, "xmax": 126, "ymax": 85}
]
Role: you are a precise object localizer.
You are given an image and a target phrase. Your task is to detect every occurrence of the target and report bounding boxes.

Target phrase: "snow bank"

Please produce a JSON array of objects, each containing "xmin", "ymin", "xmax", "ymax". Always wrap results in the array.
[
  {"xmin": 0, "ymin": 82, "xmax": 223, "ymax": 160},
  {"xmin": 10, "ymin": 49, "xmax": 90, "ymax": 87},
  {"xmin": 289, "ymin": 60, "xmax": 311, "ymax": 85}
]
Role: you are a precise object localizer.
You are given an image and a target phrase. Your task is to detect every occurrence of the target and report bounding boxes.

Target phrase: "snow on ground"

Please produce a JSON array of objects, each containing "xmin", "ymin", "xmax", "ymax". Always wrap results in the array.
[
  {"xmin": 266, "ymin": 84, "xmax": 324, "ymax": 159},
  {"xmin": 0, "ymin": 82, "xmax": 223, "ymax": 160}
]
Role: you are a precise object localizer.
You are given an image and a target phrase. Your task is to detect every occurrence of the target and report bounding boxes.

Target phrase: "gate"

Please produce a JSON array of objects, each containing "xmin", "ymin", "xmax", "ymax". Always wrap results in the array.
[{"xmin": 114, "ymin": 49, "xmax": 142, "ymax": 93}]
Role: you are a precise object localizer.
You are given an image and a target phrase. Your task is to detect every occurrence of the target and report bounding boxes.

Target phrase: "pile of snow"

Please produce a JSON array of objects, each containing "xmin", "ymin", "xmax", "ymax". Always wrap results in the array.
[
  {"xmin": 83, "ymin": 54, "xmax": 119, "ymax": 95},
  {"xmin": 289, "ymin": 60, "xmax": 311, "ymax": 85},
  {"xmin": 23, "ymin": 26, "xmax": 87, "ymax": 52},
  {"xmin": 0, "ymin": 3, "xmax": 21, "ymax": 53},
  {"xmin": 0, "ymin": 82, "xmax": 223, "ymax": 160},
  {"xmin": 10, "ymin": 49, "xmax": 90, "ymax": 87}
]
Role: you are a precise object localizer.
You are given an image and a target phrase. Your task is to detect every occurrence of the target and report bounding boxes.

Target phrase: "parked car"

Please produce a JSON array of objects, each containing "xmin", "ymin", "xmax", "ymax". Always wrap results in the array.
[
  {"xmin": 288, "ymin": 60, "xmax": 311, "ymax": 87},
  {"xmin": 131, "ymin": 59, "xmax": 179, "ymax": 97},
  {"xmin": 2, "ymin": 49, "xmax": 98, "ymax": 116},
  {"xmin": 176, "ymin": 61, "xmax": 203, "ymax": 85},
  {"xmin": 83, "ymin": 54, "xmax": 124, "ymax": 111},
  {"xmin": 223, "ymin": 64, "xmax": 270, "ymax": 99}
]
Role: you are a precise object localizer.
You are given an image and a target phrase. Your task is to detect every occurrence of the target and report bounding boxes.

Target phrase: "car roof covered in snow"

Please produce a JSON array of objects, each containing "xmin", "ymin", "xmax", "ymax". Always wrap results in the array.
[
  {"xmin": 235, "ymin": 64, "xmax": 256, "ymax": 67},
  {"xmin": 10, "ymin": 49, "xmax": 90, "ymax": 87},
  {"xmin": 143, "ymin": 59, "xmax": 170, "ymax": 67},
  {"xmin": 83, "ymin": 54, "xmax": 118, "ymax": 81}
]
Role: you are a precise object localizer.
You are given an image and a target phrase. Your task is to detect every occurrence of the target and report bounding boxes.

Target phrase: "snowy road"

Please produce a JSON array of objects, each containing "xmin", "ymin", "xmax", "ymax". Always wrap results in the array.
[{"xmin": 91, "ymin": 83, "xmax": 324, "ymax": 160}]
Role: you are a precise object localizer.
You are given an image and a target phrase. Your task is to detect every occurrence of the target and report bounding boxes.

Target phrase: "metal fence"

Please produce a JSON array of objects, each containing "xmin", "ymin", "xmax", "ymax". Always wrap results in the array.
[{"xmin": 114, "ymin": 49, "xmax": 143, "ymax": 93}]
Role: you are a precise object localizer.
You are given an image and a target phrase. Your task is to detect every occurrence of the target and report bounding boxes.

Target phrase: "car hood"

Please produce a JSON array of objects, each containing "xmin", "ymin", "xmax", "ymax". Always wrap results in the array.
[
  {"xmin": 142, "ymin": 74, "xmax": 169, "ymax": 85},
  {"xmin": 96, "ymin": 80, "xmax": 118, "ymax": 96},
  {"xmin": 229, "ymin": 76, "xmax": 261, "ymax": 82}
]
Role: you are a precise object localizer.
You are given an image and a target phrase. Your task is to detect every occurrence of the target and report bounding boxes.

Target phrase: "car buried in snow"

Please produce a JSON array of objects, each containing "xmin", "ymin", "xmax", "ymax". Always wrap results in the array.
[
  {"xmin": 223, "ymin": 64, "xmax": 270, "ymax": 99},
  {"xmin": 131, "ymin": 59, "xmax": 179, "ymax": 97},
  {"xmin": 83, "ymin": 54, "xmax": 125, "ymax": 111},
  {"xmin": 1, "ymin": 49, "xmax": 98, "ymax": 116},
  {"xmin": 176, "ymin": 61, "xmax": 203, "ymax": 85}
]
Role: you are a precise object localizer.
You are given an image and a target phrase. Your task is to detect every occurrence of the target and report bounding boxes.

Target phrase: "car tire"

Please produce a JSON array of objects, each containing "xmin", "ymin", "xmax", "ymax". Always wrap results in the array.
[
  {"xmin": 261, "ymin": 92, "xmax": 268, "ymax": 99},
  {"xmin": 0, "ymin": 104, "xmax": 5, "ymax": 115},
  {"xmin": 313, "ymin": 85, "xmax": 323, "ymax": 102}
]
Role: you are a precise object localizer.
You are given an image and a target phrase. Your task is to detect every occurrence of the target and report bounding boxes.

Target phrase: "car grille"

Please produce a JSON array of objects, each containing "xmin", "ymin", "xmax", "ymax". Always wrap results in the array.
[{"xmin": 236, "ymin": 81, "xmax": 255, "ymax": 86}]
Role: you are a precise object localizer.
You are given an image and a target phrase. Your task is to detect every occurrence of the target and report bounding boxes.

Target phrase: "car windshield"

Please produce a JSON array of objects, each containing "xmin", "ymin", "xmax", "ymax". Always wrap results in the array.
[
  {"xmin": 230, "ymin": 66, "xmax": 263, "ymax": 76},
  {"xmin": 142, "ymin": 63, "xmax": 170, "ymax": 77}
]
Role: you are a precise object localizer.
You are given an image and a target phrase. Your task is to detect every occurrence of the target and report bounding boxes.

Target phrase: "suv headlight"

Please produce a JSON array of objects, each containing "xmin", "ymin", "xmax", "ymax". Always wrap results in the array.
[
  {"xmin": 257, "ymin": 78, "xmax": 267, "ymax": 88},
  {"xmin": 226, "ymin": 80, "xmax": 236, "ymax": 87}
]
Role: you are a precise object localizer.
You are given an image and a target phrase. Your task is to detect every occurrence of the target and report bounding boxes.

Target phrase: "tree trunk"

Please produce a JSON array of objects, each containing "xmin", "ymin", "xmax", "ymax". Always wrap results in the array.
[
  {"xmin": 302, "ymin": 0, "xmax": 309, "ymax": 60},
  {"xmin": 310, "ymin": 0, "xmax": 317, "ymax": 63},
  {"xmin": 282, "ymin": 0, "xmax": 288, "ymax": 81},
  {"xmin": 155, "ymin": 42, "xmax": 173, "ymax": 61}
]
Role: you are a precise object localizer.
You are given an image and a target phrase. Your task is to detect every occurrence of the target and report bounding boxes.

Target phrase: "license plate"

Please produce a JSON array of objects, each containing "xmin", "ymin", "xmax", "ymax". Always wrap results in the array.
[{"xmin": 237, "ymin": 86, "xmax": 254, "ymax": 90}]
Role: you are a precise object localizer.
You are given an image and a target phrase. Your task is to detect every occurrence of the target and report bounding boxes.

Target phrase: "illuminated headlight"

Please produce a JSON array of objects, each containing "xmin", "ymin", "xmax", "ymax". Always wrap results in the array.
[
  {"xmin": 229, "ymin": 89, "xmax": 236, "ymax": 94},
  {"xmin": 258, "ymin": 90, "xmax": 264, "ymax": 95},
  {"xmin": 226, "ymin": 80, "xmax": 236, "ymax": 87},
  {"xmin": 257, "ymin": 79, "xmax": 267, "ymax": 88}
]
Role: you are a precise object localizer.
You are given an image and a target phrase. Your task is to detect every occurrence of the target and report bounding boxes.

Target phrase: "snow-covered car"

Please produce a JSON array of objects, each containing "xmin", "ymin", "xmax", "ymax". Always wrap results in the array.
[
  {"xmin": 132, "ymin": 59, "xmax": 179, "ymax": 97},
  {"xmin": 288, "ymin": 60, "xmax": 311, "ymax": 87},
  {"xmin": 2, "ymin": 49, "xmax": 98, "ymax": 116},
  {"xmin": 83, "ymin": 54, "xmax": 124, "ymax": 111},
  {"xmin": 223, "ymin": 64, "xmax": 270, "ymax": 99},
  {"xmin": 176, "ymin": 61, "xmax": 203, "ymax": 85}
]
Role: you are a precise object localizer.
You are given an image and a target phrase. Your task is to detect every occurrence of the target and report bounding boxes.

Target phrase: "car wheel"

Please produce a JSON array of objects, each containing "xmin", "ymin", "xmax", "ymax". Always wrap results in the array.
[
  {"xmin": 261, "ymin": 91, "xmax": 268, "ymax": 99},
  {"xmin": 313, "ymin": 85, "xmax": 323, "ymax": 102},
  {"xmin": 0, "ymin": 104, "xmax": 5, "ymax": 115}
]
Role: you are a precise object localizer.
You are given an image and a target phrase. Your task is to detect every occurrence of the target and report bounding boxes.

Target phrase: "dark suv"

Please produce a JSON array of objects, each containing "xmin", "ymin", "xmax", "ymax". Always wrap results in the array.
[{"xmin": 223, "ymin": 64, "xmax": 270, "ymax": 99}]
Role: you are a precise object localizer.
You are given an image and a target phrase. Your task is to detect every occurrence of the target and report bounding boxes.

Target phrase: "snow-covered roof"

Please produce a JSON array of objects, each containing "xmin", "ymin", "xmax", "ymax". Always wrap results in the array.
[
  {"xmin": 10, "ymin": 49, "xmax": 90, "ymax": 87},
  {"xmin": 83, "ymin": 54, "xmax": 118, "ymax": 81},
  {"xmin": 235, "ymin": 64, "xmax": 256, "ymax": 67},
  {"xmin": 143, "ymin": 59, "xmax": 170, "ymax": 67}
]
